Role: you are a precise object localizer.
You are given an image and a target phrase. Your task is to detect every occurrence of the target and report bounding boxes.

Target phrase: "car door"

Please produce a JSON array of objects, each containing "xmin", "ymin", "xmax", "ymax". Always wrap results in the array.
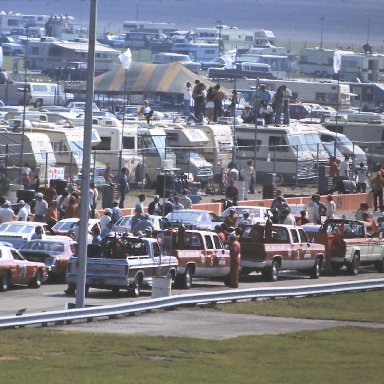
[
  {"xmin": 10, "ymin": 249, "xmax": 29, "ymax": 285},
  {"xmin": 289, "ymin": 228, "xmax": 302, "ymax": 269}
]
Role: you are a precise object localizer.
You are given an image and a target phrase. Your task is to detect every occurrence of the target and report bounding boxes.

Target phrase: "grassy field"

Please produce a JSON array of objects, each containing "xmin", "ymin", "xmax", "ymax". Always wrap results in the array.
[
  {"xmin": 0, "ymin": 291, "xmax": 384, "ymax": 383},
  {"xmin": 210, "ymin": 290, "xmax": 384, "ymax": 323}
]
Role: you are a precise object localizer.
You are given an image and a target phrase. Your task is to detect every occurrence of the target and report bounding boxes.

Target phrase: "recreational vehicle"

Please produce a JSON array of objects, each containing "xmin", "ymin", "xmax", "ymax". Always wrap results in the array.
[
  {"xmin": 152, "ymin": 52, "xmax": 201, "ymax": 73},
  {"xmin": 25, "ymin": 38, "xmax": 117, "ymax": 76},
  {"xmin": 208, "ymin": 62, "xmax": 276, "ymax": 81},
  {"xmin": 0, "ymin": 131, "xmax": 56, "ymax": 178},
  {"xmin": 338, "ymin": 53, "xmax": 384, "ymax": 82},
  {"xmin": 323, "ymin": 119, "xmax": 384, "ymax": 166},
  {"xmin": 170, "ymin": 42, "xmax": 221, "ymax": 62},
  {"xmin": 237, "ymin": 78, "xmax": 352, "ymax": 107},
  {"xmin": 7, "ymin": 121, "xmax": 101, "ymax": 177},
  {"xmin": 234, "ymin": 122, "xmax": 329, "ymax": 184},
  {"xmin": 298, "ymin": 47, "xmax": 354, "ymax": 77}
]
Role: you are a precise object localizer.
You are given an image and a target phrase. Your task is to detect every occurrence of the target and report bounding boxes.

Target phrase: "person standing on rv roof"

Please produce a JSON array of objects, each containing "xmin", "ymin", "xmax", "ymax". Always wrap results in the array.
[
  {"xmin": 183, "ymin": 82, "xmax": 192, "ymax": 116},
  {"xmin": 258, "ymin": 84, "xmax": 271, "ymax": 104},
  {"xmin": 282, "ymin": 85, "xmax": 292, "ymax": 125},
  {"xmin": 206, "ymin": 86, "xmax": 215, "ymax": 123},
  {"xmin": 229, "ymin": 90, "xmax": 238, "ymax": 117},
  {"xmin": 192, "ymin": 80, "xmax": 206, "ymax": 120},
  {"xmin": 213, "ymin": 83, "xmax": 225, "ymax": 122},
  {"xmin": 272, "ymin": 85, "xmax": 284, "ymax": 126}
]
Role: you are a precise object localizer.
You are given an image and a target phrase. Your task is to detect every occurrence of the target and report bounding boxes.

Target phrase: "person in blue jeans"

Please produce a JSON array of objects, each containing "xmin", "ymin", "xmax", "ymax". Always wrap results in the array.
[
  {"xmin": 117, "ymin": 167, "xmax": 129, "ymax": 208},
  {"xmin": 282, "ymin": 85, "xmax": 292, "ymax": 125}
]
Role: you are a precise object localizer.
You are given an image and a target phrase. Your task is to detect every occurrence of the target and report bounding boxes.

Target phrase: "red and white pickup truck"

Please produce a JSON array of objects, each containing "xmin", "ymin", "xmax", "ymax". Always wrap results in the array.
[
  {"xmin": 303, "ymin": 219, "xmax": 384, "ymax": 275},
  {"xmin": 240, "ymin": 222, "xmax": 325, "ymax": 281},
  {"xmin": 159, "ymin": 228, "xmax": 231, "ymax": 288}
]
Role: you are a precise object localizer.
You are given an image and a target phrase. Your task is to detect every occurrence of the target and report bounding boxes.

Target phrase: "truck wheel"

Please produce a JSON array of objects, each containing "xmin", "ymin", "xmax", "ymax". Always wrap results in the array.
[
  {"xmin": 130, "ymin": 276, "xmax": 142, "ymax": 297},
  {"xmin": 29, "ymin": 269, "xmax": 43, "ymax": 288},
  {"xmin": 376, "ymin": 258, "xmax": 384, "ymax": 273},
  {"xmin": 309, "ymin": 257, "xmax": 322, "ymax": 279},
  {"xmin": 347, "ymin": 254, "xmax": 360, "ymax": 276},
  {"xmin": 265, "ymin": 261, "xmax": 279, "ymax": 282},
  {"xmin": 182, "ymin": 267, "xmax": 193, "ymax": 289},
  {"xmin": 0, "ymin": 270, "xmax": 11, "ymax": 292}
]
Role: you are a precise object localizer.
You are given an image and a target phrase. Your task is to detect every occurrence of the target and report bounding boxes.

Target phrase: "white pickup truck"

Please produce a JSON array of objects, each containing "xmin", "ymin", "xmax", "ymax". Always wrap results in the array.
[{"xmin": 66, "ymin": 236, "xmax": 178, "ymax": 297}]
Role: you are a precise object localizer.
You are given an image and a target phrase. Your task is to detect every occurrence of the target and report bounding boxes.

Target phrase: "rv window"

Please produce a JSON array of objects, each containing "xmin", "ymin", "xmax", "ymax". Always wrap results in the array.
[
  {"xmin": 321, "ymin": 134, "xmax": 335, "ymax": 143},
  {"xmin": 315, "ymin": 93, "xmax": 326, "ymax": 102},
  {"xmin": 48, "ymin": 47, "xmax": 60, "ymax": 57},
  {"xmin": 92, "ymin": 137, "xmax": 111, "ymax": 151},
  {"xmin": 123, "ymin": 136, "xmax": 135, "ymax": 150},
  {"xmin": 269, "ymin": 136, "xmax": 288, "ymax": 152},
  {"xmin": 237, "ymin": 139, "xmax": 261, "ymax": 152}
]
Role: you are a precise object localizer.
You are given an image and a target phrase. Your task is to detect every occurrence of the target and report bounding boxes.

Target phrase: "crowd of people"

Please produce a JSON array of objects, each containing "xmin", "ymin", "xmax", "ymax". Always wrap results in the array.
[{"xmin": 184, "ymin": 80, "xmax": 292, "ymax": 126}]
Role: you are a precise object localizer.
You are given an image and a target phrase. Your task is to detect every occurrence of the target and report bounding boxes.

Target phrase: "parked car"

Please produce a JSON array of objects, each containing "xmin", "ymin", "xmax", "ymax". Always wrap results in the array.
[
  {"xmin": 163, "ymin": 209, "xmax": 221, "ymax": 230},
  {"xmin": 220, "ymin": 206, "xmax": 271, "ymax": 223},
  {"xmin": 0, "ymin": 222, "xmax": 51, "ymax": 249},
  {"xmin": 51, "ymin": 218, "xmax": 100, "ymax": 237},
  {"xmin": 19, "ymin": 237, "xmax": 76, "ymax": 281},
  {"xmin": 113, "ymin": 215, "xmax": 163, "ymax": 234},
  {"xmin": 0, "ymin": 244, "xmax": 48, "ymax": 291}
]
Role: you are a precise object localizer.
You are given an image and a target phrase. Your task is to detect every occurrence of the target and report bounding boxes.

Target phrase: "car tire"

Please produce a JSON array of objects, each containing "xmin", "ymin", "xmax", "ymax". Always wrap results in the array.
[
  {"xmin": 0, "ymin": 270, "xmax": 11, "ymax": 292},
  {"xmin": 266, "ymin": 260, "xmax": 279, "ymax": 282},
  {"xmin": 130, "ymin": 276, "xmax": 142, "ymax": 297},
  {"xmin": 347, "ymin": 254, "xmax": 360, "ymax": 276},
  {"xmin": 30, "ymin": 269, "xmax": 43, "ymax": 288},
  {"xmin": 183, "ymin": 267, "xmax": 193, "ymax": 289},
  {"xmin": 309, "ymin": 257, "xmax": 322, "ymax": 279}
]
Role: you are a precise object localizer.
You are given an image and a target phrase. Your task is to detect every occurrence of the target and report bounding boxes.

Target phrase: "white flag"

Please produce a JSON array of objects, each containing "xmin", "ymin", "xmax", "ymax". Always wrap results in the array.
[
  {"xmin": 0, "ymin": 46, "xmax": 3, "ymax": 68},
  {"xmin": 119, "ymin": 48, "xmax": 132, "ymax": 70},
  {"xmin": 333, "ymin": 50, "xmax": 342, "ymax": 74}
]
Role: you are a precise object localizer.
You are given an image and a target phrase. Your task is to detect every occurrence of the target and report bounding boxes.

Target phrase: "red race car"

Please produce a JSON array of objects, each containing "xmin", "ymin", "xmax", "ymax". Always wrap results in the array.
[{"xmin": 0, "ymin": 244, "xmax": 48, "ymax": 291}]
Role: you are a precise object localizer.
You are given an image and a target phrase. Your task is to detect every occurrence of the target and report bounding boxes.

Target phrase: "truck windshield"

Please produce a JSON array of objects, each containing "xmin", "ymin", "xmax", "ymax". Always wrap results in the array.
[{"xmin": 287, "ymin": 135, "xmax": 308, "ymax": 153}]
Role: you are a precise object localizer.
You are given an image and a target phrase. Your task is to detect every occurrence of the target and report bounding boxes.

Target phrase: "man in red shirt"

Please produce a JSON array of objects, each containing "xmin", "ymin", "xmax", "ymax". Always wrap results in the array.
[{"xmin": 228, "ymin": 233, "xmax": 241, "ymax": 288}]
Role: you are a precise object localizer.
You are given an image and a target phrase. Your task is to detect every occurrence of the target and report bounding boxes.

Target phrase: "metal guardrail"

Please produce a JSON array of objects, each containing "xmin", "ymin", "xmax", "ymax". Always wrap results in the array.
[{"xmin": 1, "ymin": 279, "xmax": 384, "ymax": 329}]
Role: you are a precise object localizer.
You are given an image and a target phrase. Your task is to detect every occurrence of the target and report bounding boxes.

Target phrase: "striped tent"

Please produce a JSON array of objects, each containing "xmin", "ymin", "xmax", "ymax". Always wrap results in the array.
[{"xmin": 68, "ymin": 61, "xmax": 217, "ymax": 95}]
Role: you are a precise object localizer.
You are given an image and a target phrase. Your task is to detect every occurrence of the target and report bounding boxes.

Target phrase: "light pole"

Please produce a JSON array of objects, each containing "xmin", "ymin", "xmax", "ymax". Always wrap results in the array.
[
  {"xmin": 320, "ymin": 16, "xmax": 324, "ymax": 49},
  {"xmin": 253, "ymin": 78, "xmax": 260, "ymax": 194},
  {"xmin": 18, "ymin": 25, "xmax": 29, "ymax": 185}
]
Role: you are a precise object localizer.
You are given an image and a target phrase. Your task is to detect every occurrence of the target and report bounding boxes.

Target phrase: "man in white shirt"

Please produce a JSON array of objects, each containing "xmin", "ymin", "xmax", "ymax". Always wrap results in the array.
[
  {"xmin": 100, "ymin": 208, "xmax": 112, "ymax": 231},
  {"xmin": 355, "ymin": 162, "xmax": 369, "ymax": 192},
  {"xmin": 179, "ymin": 189, "xmax": 192, "ymax": 209},
  {"xmin": 17, "ymin": 200, "xmax": 29, "ymax": 221},
  {"xmin": 183, "ymin": 82, "xmax": 192, "ymax": 116},
  {"xmin": 282, "ymin": 85, "xmax": 292, "ymax": 125},
  {"xmin": 304, "ymin": 195, "xmax": 320, "ymax": 224},
  {"xmin": 339, "ymin": 155, "xmax": 350, "ymax": 179},
  {"xmin": 0, "ymin": 201, "xmax": 15, "ymax": 223}
]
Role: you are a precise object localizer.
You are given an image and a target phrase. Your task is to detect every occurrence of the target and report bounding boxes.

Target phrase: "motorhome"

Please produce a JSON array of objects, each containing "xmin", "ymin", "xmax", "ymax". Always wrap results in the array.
[
  {"xmin": 348, "ymin": 82, "xmax": 384, "ymax": 112},
  {"xmin": 298, "ymin": 47, "xmax": 354, "ymax": 77},
  {"xmin": 0, "ymin": 81, "xmax": 73, "ymax": 107},
  {"xmin": 122, "ymin": 20, "xmax": 177, "ymax": 35},
  {"xmin": 236, "ymin": 54, "xmax": 295, "ymax": 79},
  {"xmin": 170, "ymin": 42, "xmax": 221, "ymax": 62},
  {"xmin": 208, "ymin": 62, "xmax": 276, "ymax": 81},
  {"xmin": 163, "ymin": 126, "xmax": 214, "ymax": 182},
  {"xmin": 338, "ymin": 53, "xmax": 384, "ymax": 82},
  {"xmin": 237, "ymin": 78, "xmax": 352, "ymax": 107},
  {"xmin": 120, "ymin": 125, "xmax": 176, "ymax": 186},
  {"xmin": 172, "ymin": 123, "xmax": 234, "ymax": 179},
  {"xmin": 152, "ymin": 52, "xmax": 201, "ymax": 73},
  {"xmin": 323, "ymin": 118, "xmax": 384, "ymax": 166},
  {"xmin": 234, "ymin": 122, "xmax": 329, "ymax": 184},
  {"xmin": 25, "ymin": 38, "xmax": 118, "ymax": 76},
  {"xmin": 7, "ymin": 120, "xmax": 101, "ymax": 177},
  {"xmin": 0, "ymin": 131, "xmax": 56, "ymax": 182},
  {"xmin": 314, "ymin": 126, "xmax": 367, "ymax": 165}
]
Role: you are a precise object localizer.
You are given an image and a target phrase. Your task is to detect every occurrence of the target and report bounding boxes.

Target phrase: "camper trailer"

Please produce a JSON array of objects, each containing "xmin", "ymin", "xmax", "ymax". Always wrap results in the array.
[
  {"xmin": 298, "ymin": 47, "xmax": 354, "ymax": 77},
  {"xmin": 0, "ymin": 131, "xmax": 56, "ymax": 182},
  {"xmin": 170, "ymin": 42, "xmax": 221, "ymax": 62}
]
